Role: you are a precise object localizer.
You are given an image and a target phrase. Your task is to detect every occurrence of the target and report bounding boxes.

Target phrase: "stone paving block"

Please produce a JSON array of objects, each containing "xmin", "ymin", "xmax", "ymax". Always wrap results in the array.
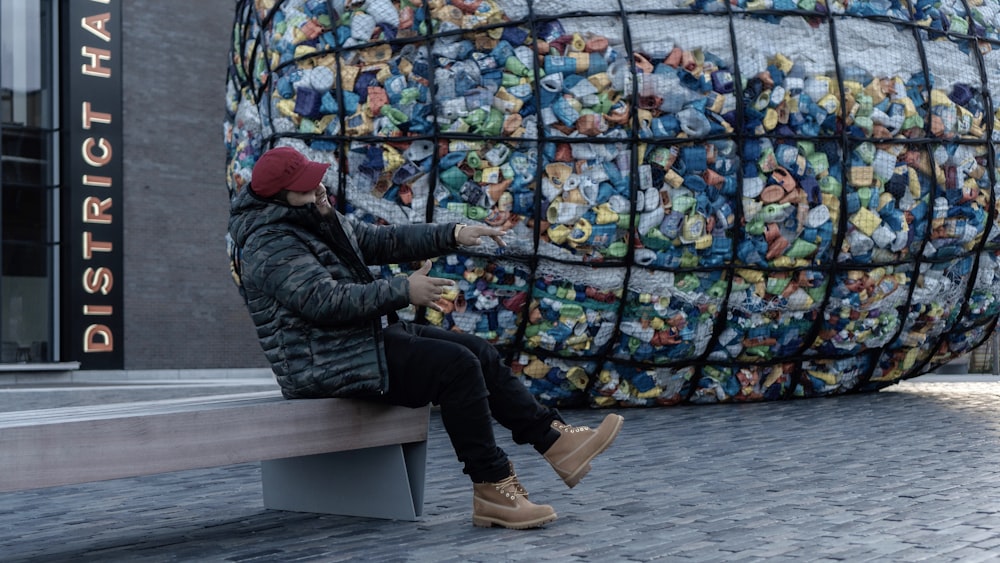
[
  {"xmin": 973, "ymin": 534, "xmax": 1000, "ymax": 550},
  {"xmin": 1, "ymin": 380, "xmax": 1000, "ymax": 561},
  {"xmin": 938, "ymin": 546, "xmax": 998, "ymax": 562}
]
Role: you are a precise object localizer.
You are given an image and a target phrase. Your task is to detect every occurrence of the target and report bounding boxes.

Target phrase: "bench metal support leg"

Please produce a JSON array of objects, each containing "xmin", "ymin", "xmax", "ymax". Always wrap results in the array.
[{"xmin": 260, "ymin": 441, "xmax": 427, "ymax": 521}]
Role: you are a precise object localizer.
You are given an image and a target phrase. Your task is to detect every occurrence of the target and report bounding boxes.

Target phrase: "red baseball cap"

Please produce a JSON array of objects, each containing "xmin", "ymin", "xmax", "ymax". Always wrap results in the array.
[{"xmin": 250, "ymin": 147, "xmax": 330, "ymax": 198}]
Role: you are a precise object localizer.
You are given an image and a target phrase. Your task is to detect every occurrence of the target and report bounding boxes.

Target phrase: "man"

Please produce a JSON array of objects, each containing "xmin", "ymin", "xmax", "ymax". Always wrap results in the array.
[{"xmin": 229, "ymin": 145, "xmax": 623, "ymax": 529}]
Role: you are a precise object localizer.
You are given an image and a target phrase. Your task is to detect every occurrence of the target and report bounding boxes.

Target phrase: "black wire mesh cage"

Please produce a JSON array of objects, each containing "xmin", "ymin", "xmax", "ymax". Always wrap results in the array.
[{"xmin": 224, "ymin": 0, "xmax": 1000, "ymax": 407}]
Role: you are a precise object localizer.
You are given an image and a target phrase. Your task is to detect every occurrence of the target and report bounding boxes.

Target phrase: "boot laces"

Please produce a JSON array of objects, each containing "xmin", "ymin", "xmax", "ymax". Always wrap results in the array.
[
  {"xmin": 553, "ymin": 420, "xmax": 591, "ymax": 434},
  {"xmin": 494, "ymin": 474, "xmax": 529, "ymax": 497}
]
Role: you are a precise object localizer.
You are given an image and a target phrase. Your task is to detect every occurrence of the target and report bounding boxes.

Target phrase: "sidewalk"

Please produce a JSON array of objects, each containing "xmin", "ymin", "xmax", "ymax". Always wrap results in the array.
[{"xmin": 1, "ymin": 375, "xmax": 999, "ymax": 562}]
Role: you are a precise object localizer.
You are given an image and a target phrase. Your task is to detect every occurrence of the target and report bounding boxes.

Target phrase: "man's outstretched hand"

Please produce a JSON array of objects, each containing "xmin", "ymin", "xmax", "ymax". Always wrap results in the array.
[
  {"xmin": 407, "ymin": 260, "xmax": 455, "ymax": 312},
  {"xmin": 457, "ymin": 225, "xmax": 507, "ymax": 247}
]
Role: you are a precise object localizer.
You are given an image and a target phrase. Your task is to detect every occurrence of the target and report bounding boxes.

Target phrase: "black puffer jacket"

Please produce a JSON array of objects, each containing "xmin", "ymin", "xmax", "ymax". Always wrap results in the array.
[{"xmin": 228, "ymin": 186, "xmax": 458, "ymax": 399}]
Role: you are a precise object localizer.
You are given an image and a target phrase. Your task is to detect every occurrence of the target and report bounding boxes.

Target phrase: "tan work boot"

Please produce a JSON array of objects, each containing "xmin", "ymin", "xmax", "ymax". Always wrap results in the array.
[
  {"xmin": 472, "ymin": 469, "xmax": 557, "ymax": 529},
  {"xmin": 543, "ymin": 413, "xmax": 624, "ymax": 488}
]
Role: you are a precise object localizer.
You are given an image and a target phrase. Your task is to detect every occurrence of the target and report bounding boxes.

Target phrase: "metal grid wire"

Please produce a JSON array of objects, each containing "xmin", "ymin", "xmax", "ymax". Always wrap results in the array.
[{"xmin": 224, "ymin": 0, "xmax": 1000, "ymax": 406}]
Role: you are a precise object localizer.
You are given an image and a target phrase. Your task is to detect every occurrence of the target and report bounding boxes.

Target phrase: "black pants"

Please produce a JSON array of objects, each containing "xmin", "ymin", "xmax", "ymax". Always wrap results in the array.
[{"xmin": 378, "ymin": 321, "xmax": 562, "ymax": 483}]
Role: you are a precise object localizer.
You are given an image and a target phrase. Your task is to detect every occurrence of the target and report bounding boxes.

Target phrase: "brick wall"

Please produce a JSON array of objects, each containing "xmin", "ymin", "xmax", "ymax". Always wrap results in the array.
[{"xmin": 121, "ymin": 0, "xmax": 265, "ymax": 369}]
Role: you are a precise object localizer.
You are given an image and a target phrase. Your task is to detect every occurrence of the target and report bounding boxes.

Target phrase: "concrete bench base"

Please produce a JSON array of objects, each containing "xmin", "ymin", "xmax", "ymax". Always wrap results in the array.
[
  {"xmin": 262, "ymin": 441, "xmax": 426, "ymax": 520},
  {"xmin": 0, "ymin": 391, "xmax": 429, "ymax": 520}
]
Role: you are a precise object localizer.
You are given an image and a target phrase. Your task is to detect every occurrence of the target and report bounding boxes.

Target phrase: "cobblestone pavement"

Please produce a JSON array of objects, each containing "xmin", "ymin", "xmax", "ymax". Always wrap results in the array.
[{"xmin": 1, "ymin": 378, "xmax": 999, "ymax": 562}]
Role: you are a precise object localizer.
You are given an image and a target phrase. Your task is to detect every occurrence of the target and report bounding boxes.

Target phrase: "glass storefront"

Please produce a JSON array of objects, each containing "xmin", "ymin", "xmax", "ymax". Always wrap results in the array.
[{"xmin": 1, "ymin": 0, "xmax": 56, "ymax": 363}]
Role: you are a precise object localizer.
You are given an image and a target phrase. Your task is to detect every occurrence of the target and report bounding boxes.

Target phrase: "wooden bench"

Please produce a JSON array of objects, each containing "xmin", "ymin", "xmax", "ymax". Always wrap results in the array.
[{"xmin": 0, "ymin": 391, "xmax": 429, "ymax": 521}]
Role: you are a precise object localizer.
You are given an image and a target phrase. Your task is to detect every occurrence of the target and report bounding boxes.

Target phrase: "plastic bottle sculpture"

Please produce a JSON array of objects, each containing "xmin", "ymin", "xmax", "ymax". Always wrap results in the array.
[{"xmin": 225, "ymin": 0, "xmax": 1000, "ymax": 407}]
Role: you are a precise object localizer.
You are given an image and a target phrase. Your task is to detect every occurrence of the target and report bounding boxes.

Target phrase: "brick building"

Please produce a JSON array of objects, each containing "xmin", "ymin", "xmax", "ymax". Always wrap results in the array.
[{"xmin": 1, "ymin": 0, "xmax": 265, "ymax": 376}]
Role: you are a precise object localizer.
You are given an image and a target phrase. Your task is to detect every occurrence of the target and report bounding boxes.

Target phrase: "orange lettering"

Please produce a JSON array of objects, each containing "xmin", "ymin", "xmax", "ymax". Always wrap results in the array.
[
  {"xmin": 81, "ymin": 12, "xmax": 111, "ymax": 42},
  {"xmin": 83, "ymin": 267, "xmax": 114, "ymax": 295},
  {"xmin": 84, "ymin": 324, "xmax": 114, "ymax": 353},
  {"xmin": 83, "ymin": 232, "xmax": 113, "ymax": 258},
  {"xmin": 82, "ymin": 102, "xmax": 112, "ymax": 129},
  {"xmin": 81, "ymin": 46, "xmax": 111, "ymax": 77},
  {"xmin": 83, "ymin": 305, "xmax": 113, "ymax": 315},
  {"xmin": 83, "ymin": 175, "xmax": 112, "ymax": 187},
  {"xmin": 83, "ymin": 197, "xmax": 112, "ymax": 224},
  {"xmin": 82, "ymin": 137, "xmax": 112, "ymax": 166}
]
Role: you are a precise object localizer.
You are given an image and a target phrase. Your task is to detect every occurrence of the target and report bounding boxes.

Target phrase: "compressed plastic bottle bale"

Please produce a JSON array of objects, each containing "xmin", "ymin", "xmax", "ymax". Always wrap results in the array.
[{"xmin": 226, "ymin": 0, "xmax": 1000, "ymax": 408}]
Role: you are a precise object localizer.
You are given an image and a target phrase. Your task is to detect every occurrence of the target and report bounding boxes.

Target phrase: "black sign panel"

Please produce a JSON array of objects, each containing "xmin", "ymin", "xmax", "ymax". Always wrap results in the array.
[{"xmin": 60, "ymin": 0, "xmax": 123, "ymax": 369}]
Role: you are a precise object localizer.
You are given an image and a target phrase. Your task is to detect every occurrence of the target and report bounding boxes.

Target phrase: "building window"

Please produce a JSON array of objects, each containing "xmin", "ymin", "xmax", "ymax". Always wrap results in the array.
[{"xmin": 1, "ymin": 0, "xmax": 55, "ymax": 364}]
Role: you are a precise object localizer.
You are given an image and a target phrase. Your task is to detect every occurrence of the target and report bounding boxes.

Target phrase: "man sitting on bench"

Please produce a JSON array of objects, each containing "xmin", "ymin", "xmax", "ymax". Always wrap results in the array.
[{"xmin": 228, "ymin": 146, "xmax": 624, "ymax": 530}]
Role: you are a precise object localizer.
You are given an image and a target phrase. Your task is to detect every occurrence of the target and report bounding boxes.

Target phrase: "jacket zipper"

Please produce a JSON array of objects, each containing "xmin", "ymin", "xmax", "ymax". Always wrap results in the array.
[{"xmin": 319, "ymin": 211, "xmax": 389, "ymax": 395}]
